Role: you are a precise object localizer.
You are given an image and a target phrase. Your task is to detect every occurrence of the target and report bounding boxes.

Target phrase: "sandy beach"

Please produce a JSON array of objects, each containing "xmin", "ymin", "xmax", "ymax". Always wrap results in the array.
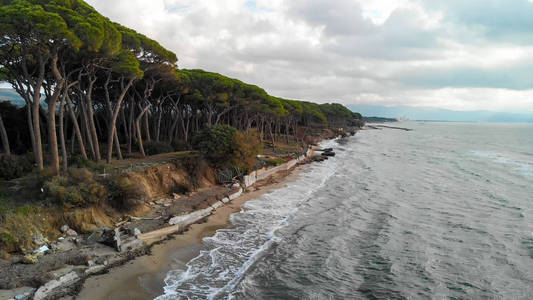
[{"xmin": 76, "ymin": 167, "xmax": 303, "ymax": 300}]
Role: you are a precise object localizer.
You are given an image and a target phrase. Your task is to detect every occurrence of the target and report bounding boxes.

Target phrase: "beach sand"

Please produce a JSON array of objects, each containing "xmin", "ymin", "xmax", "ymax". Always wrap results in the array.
[{"xmin": 76, "ymin": 167, "xmax": 303, "ymax": 300}]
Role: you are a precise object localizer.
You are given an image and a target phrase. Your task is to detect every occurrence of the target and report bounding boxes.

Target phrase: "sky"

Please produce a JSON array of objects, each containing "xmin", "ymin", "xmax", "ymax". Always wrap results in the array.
[{"xmin": 78, "ymin": 1, "xmax": 533, "ymax": 113}]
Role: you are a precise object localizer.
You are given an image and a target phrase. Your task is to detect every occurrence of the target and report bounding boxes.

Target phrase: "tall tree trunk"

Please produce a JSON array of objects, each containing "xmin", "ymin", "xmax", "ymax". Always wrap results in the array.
[
  {"xmin": 144, "ymin": 111, "xmax": 151, "ymax": 143},
  {"xmin": 85, "ymin": 79, "xmax": 101, "ymax": 161},
  {"xmin": 32, "ymin": 59, "xmax": 46, "ymax": 171},
  {"xmin": 106, "ymin": 77, "xmax": 135, "ymax": 164},
  {"xmin": 128, "ymin": 101, "xmax": 134, "ymax": 155},
  {"xmin": 59, "ymin": 96, "xmax": 67, "ymax": 171},
  {"xmin": 47, "ymin": 53, "xmax": 65, "ymax": 174},
  {"xmin": 0, "ymin": 115, "xmax": 10, "ymax": 156},
  {"xmin": 65, "ymin": 96, "xmax": 88, "ymax": 159},
  {"xmin": 79, "ymin": 100, "xmax": 95, "ymax": 160},
  {"xmin": 136, "ymin": 104, "xmax": 151, "ymax": 157}
]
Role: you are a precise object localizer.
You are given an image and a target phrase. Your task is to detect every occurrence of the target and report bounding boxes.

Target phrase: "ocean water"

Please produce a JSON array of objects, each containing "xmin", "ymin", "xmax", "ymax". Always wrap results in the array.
[{"xmin": 156, "ymin": 122, "xmax": 533, "ymax": 300}]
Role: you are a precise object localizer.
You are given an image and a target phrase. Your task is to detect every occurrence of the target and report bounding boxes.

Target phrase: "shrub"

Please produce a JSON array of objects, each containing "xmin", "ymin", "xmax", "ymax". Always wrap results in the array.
[
  {"xmin": 191, "ymin": 125, "xmax": 262, "ymax": 172},
  {"xmin": 71, "ymin": 156, "xmax": 106, "ymax": 172},
  {"xmin": 0, "ymin": 155, "xmax": 33, "ymax": 180},
  {"xmin": 192, "ymin": 125, "xmax": 237, "ymax": 163},
  {"xmin": 144, "ymin": 141, "xmax": 174, "ymax": 155},
  {"xmin": 0, "ymin": 232, "xmax": 16, "ymax": 253},
  {"xmin": 230, "ymin": 129, "xmax": 262, "ymax": 173},
  {"xmin": 261, "ymin": 157, "xmax": 286, "ymax": 167},
  {"xmin": 171, "ymin": 139, "xmax": 191, "ymax": 151},
  {"xmin": 43, "ymin": 168, "xmax": 107, "ymax": 208}
]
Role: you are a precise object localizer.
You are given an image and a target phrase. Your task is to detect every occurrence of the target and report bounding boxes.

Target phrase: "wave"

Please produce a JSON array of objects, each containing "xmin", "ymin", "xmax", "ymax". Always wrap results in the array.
[
  {"xmin": 156, "ymin": 142, "xmax": 339, "ymax": 299},
  {"xmin": 469, "ymin": 150, "xmax": 533, "ymax": 177}
]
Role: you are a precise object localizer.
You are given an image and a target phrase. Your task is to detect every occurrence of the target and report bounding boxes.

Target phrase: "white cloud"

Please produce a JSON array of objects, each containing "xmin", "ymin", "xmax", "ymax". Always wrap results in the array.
[{"xmin": 84, "ymin": 0, "xmax": 533, "ymax": 113}]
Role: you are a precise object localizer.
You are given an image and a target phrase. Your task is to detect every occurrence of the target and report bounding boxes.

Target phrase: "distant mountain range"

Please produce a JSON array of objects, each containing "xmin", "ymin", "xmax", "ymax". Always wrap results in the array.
[{"xmin": 349, "ymin": 105, "xmax": 533, "ymax": 123}]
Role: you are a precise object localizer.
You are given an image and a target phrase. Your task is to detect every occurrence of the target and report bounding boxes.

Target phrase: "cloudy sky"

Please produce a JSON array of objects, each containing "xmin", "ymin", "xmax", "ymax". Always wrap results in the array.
[{"xmin": 85, "ymin": 0, "xmax": 533, "ymax": 113}]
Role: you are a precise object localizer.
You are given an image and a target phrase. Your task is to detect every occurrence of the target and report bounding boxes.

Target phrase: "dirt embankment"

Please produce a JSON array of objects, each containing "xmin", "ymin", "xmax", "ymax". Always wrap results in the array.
[{"xmin": 0, "ymin": 155, "xmax": 221, "ymax": 295}]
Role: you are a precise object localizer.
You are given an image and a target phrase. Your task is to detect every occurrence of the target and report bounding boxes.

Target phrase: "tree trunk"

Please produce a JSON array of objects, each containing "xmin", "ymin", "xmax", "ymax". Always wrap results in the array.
[
  {"xmin": 32, "ymin": 63, "xmax": 45, "ymax": 171},
  {"xmin": 136, "ymin": 104, "xmax": 151, "ymax": 157},
  {"xmin": 65, "ymin": 96, "xmax": 88, "ymax": 159},
  {"xmin": 128, "ymin": 101, "xmax": 134, "ymax": 155},
  {"xmin": 59, "ymin": 96, "xmax": 67, "ymax": 171},
  {"xmin": 144, "ymin": 111, "xmax": 151, "ymax": 143},
  {"xmin": 85, "ymin": 79, "xmax": 101, "ymax": 161},
  {"xmin": 106, "ymin": 77, "xmax": 135, "ymax": 164},
  {"xmin": 0, "ymin": 115, "xmax": 10, "ymax": 156}
]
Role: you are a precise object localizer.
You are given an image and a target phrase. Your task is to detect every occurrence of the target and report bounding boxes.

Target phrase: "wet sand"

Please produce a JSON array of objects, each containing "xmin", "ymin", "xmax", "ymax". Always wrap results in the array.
[{"xmin": 76, "ymin": 167, "xmax": 302, "ymax": 300}]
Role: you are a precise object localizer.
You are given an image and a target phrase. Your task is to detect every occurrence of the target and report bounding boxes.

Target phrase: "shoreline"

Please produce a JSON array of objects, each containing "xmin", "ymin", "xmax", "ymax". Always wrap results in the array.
[{"xmin": 75, "ymin": 166, "xmax": 304, "ymax": 300}]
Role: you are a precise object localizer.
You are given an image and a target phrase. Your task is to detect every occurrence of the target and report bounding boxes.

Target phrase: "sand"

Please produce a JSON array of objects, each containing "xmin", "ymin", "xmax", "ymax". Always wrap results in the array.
[{"xmin": 76, "ymin": 167, "xmax": 303, "ymax": 300}]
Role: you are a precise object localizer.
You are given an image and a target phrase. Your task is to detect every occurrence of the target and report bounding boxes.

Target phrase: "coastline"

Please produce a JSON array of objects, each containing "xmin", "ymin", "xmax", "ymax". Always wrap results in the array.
[{"xmin": 75, "ymin": 166, "xmax": 304, "ymax": 300}]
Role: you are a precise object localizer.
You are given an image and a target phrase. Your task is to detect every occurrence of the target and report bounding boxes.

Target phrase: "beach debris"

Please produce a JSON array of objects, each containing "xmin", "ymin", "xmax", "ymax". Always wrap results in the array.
[
  {"xmin": 33, "ymin": 245, "xmax": 49, "ymax": 255},
  {"xmin": 173, "ymin": 193, "xmax": 180, "ymax": 200},
  {"xmin": 133, "ymin": 228, "xmax": 142, "ymax": 236},
  {"xmin": 58, "ymin": 236, "xmax": 65, "ymax": 241},
  {"xmin": 101, "ymin": 227, "xmax": 143, "ymax": 252},
  {"xmin": 60, "ymin": 225, "xmax": 69, "ymax": 233},
  {"xmin": 65, "ymin": 229, "xmax": 78, "ymax": 237},
  {"xmin": 85, "ymin": 264, "xmax": 106, "ymax": 275},
  {"xmin": 33, "ymin": 271, "xmax": 80, "ymax": 300},
  {"xmin": 87, "ymin": 230, "xmax": 105, "ymax": 244}
]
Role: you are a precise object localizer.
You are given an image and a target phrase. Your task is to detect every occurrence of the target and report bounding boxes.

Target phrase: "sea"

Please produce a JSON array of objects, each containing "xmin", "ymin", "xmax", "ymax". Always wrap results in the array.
[{"xmin": 156, "ymin": 122, "xmax": 533, "ymax": 300}]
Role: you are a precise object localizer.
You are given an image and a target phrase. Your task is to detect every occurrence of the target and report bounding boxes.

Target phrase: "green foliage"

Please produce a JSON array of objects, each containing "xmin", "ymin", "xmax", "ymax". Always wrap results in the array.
[
  {"xmin": 261, "ymin": 157, "xmax": 286, "ymax": 167},
  {"xmin": 191, "ymin": 125, "xmax": 262, "ymax": 173},
  {"xmin": 230, "ymin": 129, "xmax": 262, "ymax": 172},
  {"xmin": 0, "ymin": 155, "xmax": 33, "ymax": 180},
  {"xmin": 0, "ymin": 231, "xmax": 16, "ymax": 252},
  {"xmin": 144, "ymin": 141, "xmax": 174, "ymax": 155},
  {"xmin": 192, "ymin": 125, "xmax": 238, "ymax": 163},
  {"xmin": 43, "ymin": 168, "xmax": 106, "ymax": 208},
  {"xmin": 71, "ymin": 155, "xmax": 106, "ymax": 172}
]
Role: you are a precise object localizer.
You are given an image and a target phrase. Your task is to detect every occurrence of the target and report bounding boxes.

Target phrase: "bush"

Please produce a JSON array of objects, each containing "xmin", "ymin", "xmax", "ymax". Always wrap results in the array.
[
  {"xmin": 144, "ymin": 141, "xmax": 174, "ymax": 155},
  {"xmin": 71, "ymin": 156, "xmax": 106, "ymax": 172},
  {"xmin": 0, "ymin": 155, "xmax": 33, "ymax": 180},
  {"xmin": 191, "ymin": 125, "xmax": 262, "ymax": 172},
  {"xmin": 230, "ymin": 129, "xmax": 262, "ymax": 172},
  {"xmin": 171, "ymin": 139, "xmax": 191, "ymax": 151},
  {"xmin": 43, "ymin": 168, "xmax": 107, "ymax": 208},
  {"xmin": 261, "ymin": 157, "xmax": 286, "ymax": 167},
  {"xmin": 192, "ymin": 125, "xmax": 237, "ymax": 163}
]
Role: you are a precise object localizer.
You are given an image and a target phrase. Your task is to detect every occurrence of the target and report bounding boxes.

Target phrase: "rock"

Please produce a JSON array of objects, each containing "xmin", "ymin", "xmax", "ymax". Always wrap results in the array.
[
  {"xmin": 65, "ymin": 229, "xmax": 77, "ymax": 237},
  {"xmin": 133, "ymin": 228, "xmax": 142, "ymax": 236},
  {"xmin": 22, "ymin": 254, "xmax": 40, "ymax": 264},
  {"xmin": 60, "ymin": 225, "xmax": 69, "ymax": 233}
]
